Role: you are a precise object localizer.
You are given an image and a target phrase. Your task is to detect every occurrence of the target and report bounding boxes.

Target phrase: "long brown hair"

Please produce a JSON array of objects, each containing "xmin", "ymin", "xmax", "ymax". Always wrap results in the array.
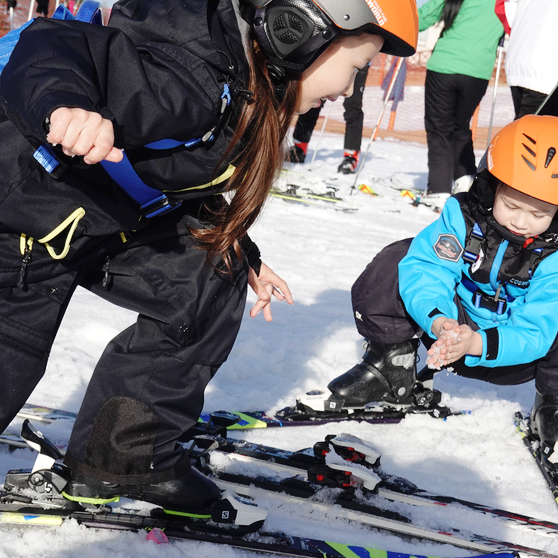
[{"xmin": 189, "ymin": 33, "xmax": 301, "ymax": 271}]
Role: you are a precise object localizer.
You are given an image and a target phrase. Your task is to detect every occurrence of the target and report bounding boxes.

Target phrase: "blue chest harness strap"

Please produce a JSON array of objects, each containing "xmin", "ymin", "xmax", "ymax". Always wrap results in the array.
[
  {"xmin": 29, "ymin": 2, "xmax": 233, "ymax": 219},
  {"xmin": 463, "ymin": 222, "xmax": 484, "ymax": 264},
  {"xmin": 34, "ymin": 83, "xmax": 232, "ymax": 219},
  {"xmin": 461, "ymin": 275, "xmax": 513, "ymax": 315}
]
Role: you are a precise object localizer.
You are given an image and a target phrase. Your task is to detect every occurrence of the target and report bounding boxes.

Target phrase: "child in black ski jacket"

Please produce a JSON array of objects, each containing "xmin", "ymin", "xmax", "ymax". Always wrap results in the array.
[{"xmin": 0, "ymin": 0, "xmax": 418, "ymax": 521}]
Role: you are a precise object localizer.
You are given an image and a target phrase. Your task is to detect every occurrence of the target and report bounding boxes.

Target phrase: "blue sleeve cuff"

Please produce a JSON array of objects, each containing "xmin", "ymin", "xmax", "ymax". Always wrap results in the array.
[{"xmin": 464, "ymin": 330, "xmax": 488, "ymax": 367}]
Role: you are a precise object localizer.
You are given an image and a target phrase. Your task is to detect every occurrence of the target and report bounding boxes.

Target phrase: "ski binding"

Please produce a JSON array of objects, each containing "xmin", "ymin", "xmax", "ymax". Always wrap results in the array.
[
  {"xmin": 1, "ymin": 419, "xmax": 267, "ymax": 533},
  {"xmin": 288, "ymin": 381, "xmax": 451, "ymax": 420}
]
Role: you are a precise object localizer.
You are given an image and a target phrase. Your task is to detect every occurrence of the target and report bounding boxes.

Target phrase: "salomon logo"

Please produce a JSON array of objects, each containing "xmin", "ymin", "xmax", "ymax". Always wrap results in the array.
[{"xmin": 222, "ymin": 511, "xmax": 230, "ymax": 519}]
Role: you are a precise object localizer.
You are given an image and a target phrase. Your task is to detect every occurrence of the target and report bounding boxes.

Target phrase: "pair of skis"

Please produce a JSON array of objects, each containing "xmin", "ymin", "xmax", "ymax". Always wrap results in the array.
[
  {"xmin": 1, "ymin": 406, "xmax": 557, "ymax": 558},
  {"xmin": 271, "ymin": 169, "xmax": 358, "ymax": 213}
]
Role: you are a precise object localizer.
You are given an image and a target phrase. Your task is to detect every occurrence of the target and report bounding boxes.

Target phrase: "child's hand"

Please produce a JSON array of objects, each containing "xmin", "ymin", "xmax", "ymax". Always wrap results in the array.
[
  {"xmin": 47, "ymin": 107, "xmax": 123, "ymax": 165},
  {"xmin": 427, "ymin": 319, "xmax": 483, "ymax": 369}
]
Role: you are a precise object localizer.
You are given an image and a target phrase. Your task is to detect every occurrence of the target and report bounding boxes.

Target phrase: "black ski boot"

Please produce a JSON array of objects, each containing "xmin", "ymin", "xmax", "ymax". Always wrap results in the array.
[
  {"xmin": 532, "ymin": 391, "xmax": 558, "ymax": 470},
  {"xmin": 327, "ymin": 339, "xmax": 420, "ymax": 407},
  {"xmin": 63, "ymin": 466, "xmax": 221, "ymax": 511},
  {"xmin": 63, "ymin": 466, "xmax": 266, "ymax": 531},
  {"xmin": 337, "ymin": 151, "xmax": 359, "ymax": 174},
  {"xmin": 287, "ymin": 144, "xmax": 306, "ymax": 163}
]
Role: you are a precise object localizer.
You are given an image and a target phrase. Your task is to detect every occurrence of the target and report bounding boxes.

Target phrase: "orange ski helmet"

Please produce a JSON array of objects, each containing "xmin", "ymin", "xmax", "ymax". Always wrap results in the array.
[
  {"xmin": 242, "ymin": 0, "xmax": 418, "ymax": 74},
  {"xmin": 484, "ymin": 115, "xmax": 558, "ymax": 206}
]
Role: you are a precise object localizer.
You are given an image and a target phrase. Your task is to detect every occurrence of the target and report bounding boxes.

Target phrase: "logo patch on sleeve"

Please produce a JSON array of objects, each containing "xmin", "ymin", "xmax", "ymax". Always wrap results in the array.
[{"xmin": 433, "ymin": 234, "xmax": 464, "ymax": 262}]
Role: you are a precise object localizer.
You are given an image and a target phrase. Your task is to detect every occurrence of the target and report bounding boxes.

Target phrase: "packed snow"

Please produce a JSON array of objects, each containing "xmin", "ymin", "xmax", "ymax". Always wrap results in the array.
[{"xmin": 1, "ymin": 105, "xmax": 557, "ymax": 558}]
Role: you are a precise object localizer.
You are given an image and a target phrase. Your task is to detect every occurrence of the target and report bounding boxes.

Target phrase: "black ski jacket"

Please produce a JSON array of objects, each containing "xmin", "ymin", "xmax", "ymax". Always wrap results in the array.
[{"xmin": 0, "ymin": 0, "xmax": 252, "ymax": 260}]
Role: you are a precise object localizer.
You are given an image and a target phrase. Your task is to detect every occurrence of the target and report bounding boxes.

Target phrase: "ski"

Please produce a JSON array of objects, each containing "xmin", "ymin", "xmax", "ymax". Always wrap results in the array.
[
  {"xmin": 16, "ymin": 404, "xmax": 76, "ymax": 422},
  {"xmin": 13, "ymin": 365, "xmax": 459, "ymax": 430},
  {"xmin": 0, "ymin": 504, "xmax": 518, "ymax": 558},
  {"xmin": 7, "ymin": 414, "xmax": 555, "ymax": 540},
  {"xmin": 14, "ymin": 400, "xmax": 460, "ymax": 430},
  {"xmin": 182, "ymin": 427, "xmax": 558, "ymax": 537},
  {"xmin": 514, "ymin": 412, "xmax": 558, "ymax": 504},
  {"xmin": 207, "ymin": 470, "xmax": 556, "ymax": 557}
]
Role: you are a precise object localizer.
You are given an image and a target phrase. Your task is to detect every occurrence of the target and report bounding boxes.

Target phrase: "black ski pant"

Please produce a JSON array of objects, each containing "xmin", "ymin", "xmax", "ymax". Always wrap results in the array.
[
  {"xmin": 0, "ymin": 208, "xmax": 248, "ymax": 484},
  {"xmin": 293, "ymin": 66, "xmax": 369, "ymax": 152},
  {"xmin": 351, "ymin": 238, "xmax": 558, "ymax": 393},
  {"xmin": 424, "ymin": 70, "xmax": 489, "ymax": 195},
  {"xmin": 342, "ymin": 66, "xmax": 369, "ymax": 152},
  {"xmin": 510, "ymin": 86, "xmax": 549, "ymax": 119}
]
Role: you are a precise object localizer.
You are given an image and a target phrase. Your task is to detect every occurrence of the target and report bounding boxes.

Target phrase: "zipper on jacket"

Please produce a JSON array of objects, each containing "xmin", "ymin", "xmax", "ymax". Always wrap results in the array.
[
  {"xmin": 18, "ymin": 239, "xmax": 33, "ymax": 291},
  {"xmin": 102, "ymin": 255, "xmax": 111, "ymax": 290},
  {"xmin": 489, "ymin": 239, "xmax": 508, "ymax": 292}
]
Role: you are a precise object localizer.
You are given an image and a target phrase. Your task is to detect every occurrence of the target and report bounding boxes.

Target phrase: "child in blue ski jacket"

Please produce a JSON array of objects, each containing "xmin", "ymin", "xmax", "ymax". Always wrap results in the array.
[{"xmin": 317, "ymin": 115, "xmax": 558, "ymax": 464}]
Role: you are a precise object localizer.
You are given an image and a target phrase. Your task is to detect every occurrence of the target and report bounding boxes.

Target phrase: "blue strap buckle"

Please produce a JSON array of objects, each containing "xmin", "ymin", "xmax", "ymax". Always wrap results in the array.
[
  {"xmin": 472, "ymin": 290, "xmax": 507, "ymax": 315},
  {"xmin": 140, "ymin": 194, "xmax": 181, "ymax": 219}
]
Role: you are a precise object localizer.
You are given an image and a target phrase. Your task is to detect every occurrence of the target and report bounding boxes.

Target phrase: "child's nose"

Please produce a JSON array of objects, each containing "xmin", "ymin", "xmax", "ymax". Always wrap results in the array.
[{"xmin": 512, "ymin": 215, "xmax": 527, "ymax": 230}]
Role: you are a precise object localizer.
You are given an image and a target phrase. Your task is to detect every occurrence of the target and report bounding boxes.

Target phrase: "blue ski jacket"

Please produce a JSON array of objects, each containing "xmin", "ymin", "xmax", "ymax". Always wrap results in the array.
[{"xmin": 399, "ymin": 193, "xmax": 558, "ymax": 369}]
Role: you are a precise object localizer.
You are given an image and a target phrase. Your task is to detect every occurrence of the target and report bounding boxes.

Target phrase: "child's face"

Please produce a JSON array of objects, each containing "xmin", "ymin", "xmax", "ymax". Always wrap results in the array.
[
  {"xmin": 492, "ymin": 183, "xmax": 558, "ymax": 239},
  {"xmin": 297, "ymin": 33, "xmax": 384, "ymax": 115}
]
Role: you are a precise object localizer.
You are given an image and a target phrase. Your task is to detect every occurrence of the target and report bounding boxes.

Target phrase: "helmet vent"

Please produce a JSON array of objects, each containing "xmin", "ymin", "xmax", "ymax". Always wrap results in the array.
[
  {"xmin": 287, "ymin": 13, "xmax": 304, "ymax": 34},
  {"xmin": 522, "ymin": 142, "xmax": 536, "ymax": 157},
  {"xmin": 545, "ymin": 147, "xmax": 556, "ymax": 168},
  {"xmin": 523, "ymin": 132, "xmax": 536, "ymax": 145},
  {"xmin": 521, "ymin": 155, "xmax": 536, "ymax": 171},
  {"xmin": 271, "ymin": 12, "xmax": 305, "ymax": 46}
]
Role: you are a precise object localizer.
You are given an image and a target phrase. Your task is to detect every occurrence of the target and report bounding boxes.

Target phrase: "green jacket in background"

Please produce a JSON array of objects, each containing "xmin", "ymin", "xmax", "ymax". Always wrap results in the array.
[{"xmin": 419, "ymin": 0, "xmax": 504, "ymax": 80}]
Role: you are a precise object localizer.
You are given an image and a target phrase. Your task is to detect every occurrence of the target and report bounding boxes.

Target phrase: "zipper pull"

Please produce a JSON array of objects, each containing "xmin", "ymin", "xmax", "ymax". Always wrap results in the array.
[
  {"xmin": 102, "ymin": 255, "xmax": 111, "ymax": 290},
  {"xmin": 493, "ymin": 284, "xmax": 501, "ymax": 302},
  {"xmin": 18, "ymin": 243, "xmax": 32, "ymax": 290}
]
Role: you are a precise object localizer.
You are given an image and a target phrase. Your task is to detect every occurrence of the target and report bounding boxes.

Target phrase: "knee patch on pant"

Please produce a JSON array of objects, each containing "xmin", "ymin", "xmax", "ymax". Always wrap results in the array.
[{"xmin": 84, "ymin": 397, "xmax": 160, "ymax": 476}]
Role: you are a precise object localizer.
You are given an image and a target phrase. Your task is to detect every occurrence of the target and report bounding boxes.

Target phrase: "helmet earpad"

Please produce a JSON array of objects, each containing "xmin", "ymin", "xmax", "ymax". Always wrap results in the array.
[
  {"xmin": 252, "ymin": 0, "xmax": 338, "ymax": 73},
  {"xmin": 265, "ymin": 5, "xmax": 315, "ymax": 58}
]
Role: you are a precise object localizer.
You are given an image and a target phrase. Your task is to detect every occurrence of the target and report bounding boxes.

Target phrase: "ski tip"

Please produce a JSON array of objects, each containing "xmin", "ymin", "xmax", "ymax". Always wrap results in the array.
[
  {"xmin": 358, "ymin": 184, "xmax": 378, "ymax": 196},
  {"xmin": 400, "ymin": 189, "xmax": 417, "ymax": 200}
]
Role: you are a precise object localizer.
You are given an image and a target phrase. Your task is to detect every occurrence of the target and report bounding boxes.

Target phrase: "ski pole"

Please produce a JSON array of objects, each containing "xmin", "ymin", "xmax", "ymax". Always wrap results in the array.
[
  {"xmin": 309, "ymin": 100, "xmax": 332, "ymax": 166},
  {"xmin": 351, "ymin": 56, "xmax": 404, "ymax": 194},
  {"xmin": 27, "ymin": 0, "xmax": 34, "ymax": 20},
  {"xmin": 486, "ymin": 34, "xmax": 505, "ymax": 149}
]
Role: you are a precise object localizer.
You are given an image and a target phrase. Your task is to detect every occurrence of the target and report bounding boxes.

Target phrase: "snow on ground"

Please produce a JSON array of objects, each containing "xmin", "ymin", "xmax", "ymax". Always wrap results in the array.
[{"xmin": 0, "ymin": 128, "xmax": 557, "ymax": 558}]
